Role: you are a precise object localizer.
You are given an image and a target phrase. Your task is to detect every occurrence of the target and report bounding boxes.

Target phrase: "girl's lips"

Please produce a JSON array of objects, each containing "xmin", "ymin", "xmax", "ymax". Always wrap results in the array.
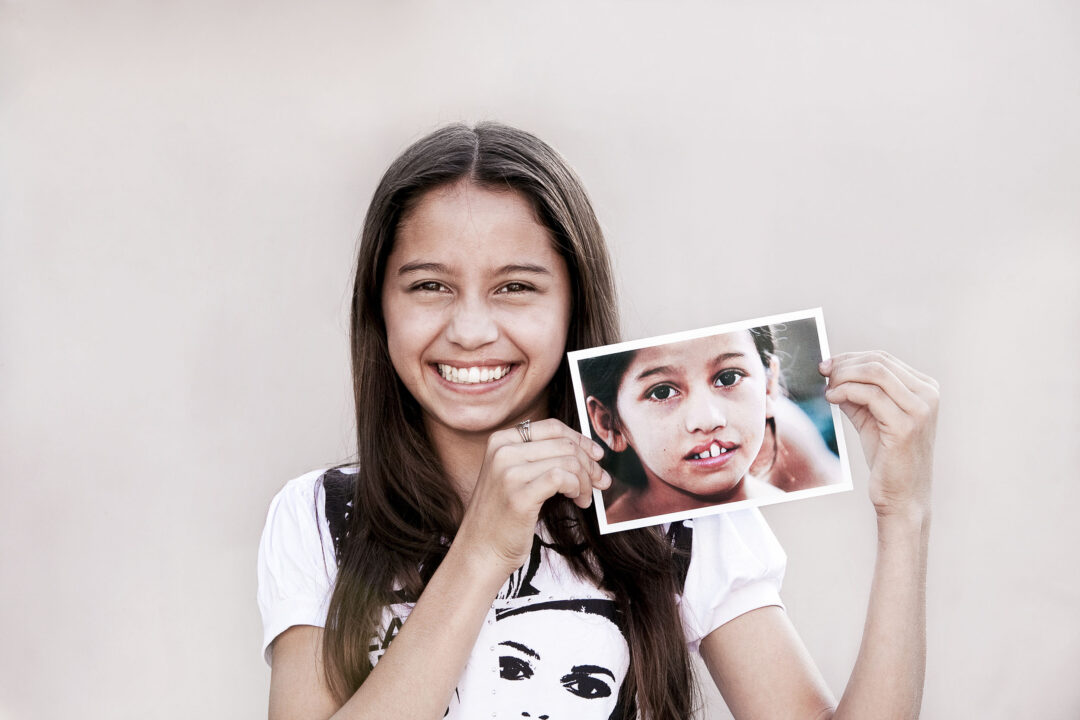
[
  {"xmin": 430, "ymin": 362, "xmax": 518, "ymax": 392},
  {"xmin": 684, "ymin": 439, "xmax": 738, "ymax": 459},
  {"xmin": 685, "ymin": 448, "xmax": 739, "ymax": 469},
  {"xmin": 684, "ymin": 440, "xmax": 740, "ymax": 469}
]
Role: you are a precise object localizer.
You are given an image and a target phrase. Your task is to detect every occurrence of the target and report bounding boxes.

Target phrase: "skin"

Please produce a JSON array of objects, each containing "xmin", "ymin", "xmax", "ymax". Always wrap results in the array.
[
  {"xmin": 494, "ymin": 609, "xmax": 630, "ymax": 720},
  {"xmin": 586, "ymin": 332, "xmax": 785, "ymax": 522},
  {"xmin": 268, "ymin": 182, "xmax": 939, "ymax": 720}
]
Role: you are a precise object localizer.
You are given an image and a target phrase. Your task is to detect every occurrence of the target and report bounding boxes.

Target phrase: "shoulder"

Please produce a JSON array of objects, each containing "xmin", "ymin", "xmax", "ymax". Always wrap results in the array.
[
  {"xmin": 256, "ymin": 467, "xmax": 356, "ymax": 665},
  {"xmin": 673, "ymin": 508, "xmax": 787, "ymax": 651}
]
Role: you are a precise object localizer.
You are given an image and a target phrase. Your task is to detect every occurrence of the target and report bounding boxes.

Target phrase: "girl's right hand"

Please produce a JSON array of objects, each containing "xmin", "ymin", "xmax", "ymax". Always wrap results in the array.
[{"xmin": 454, "ymin": 418, "xmax": 611, "ymax": 577}]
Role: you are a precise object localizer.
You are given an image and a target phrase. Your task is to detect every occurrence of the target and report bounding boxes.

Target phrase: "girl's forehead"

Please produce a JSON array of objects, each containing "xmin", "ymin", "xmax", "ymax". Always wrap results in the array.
[
  {"xmin": 627, "ymin": 331, "xmax": 757, "ymax": 374},
  {"xmin": 392, "ymin": 184, "xmax": 557, "ymax": 264}
]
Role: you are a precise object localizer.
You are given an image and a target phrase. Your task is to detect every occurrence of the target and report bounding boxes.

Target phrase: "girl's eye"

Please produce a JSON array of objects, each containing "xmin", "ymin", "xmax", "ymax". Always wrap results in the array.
[
  {"xmin": 645, "ymin": 384, "xmax": 679, "ymax": 401},
  {"xmin": 496, "ymin": 282, "xmax": 533, "ymax": 294},
  {"xmin": 412, "ymin": 281, "xmax": 448, "ymax": 293},
  {"xmin": 714, "ymin": 370, "xmax": 744, "ymax": 388}
]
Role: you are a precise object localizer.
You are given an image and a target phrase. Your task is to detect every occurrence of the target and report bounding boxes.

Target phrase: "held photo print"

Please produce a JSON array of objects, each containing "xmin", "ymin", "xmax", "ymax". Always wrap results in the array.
[{"xmin": 568, "ymin": 308, "xmax": 853, "ymax": 534}]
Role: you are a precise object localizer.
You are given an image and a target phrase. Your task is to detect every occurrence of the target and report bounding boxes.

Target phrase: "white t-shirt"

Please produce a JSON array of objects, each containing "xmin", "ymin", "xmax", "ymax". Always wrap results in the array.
[{"xmin": 257, "ymin": 468, "xmax": 786, "ymax": 719}]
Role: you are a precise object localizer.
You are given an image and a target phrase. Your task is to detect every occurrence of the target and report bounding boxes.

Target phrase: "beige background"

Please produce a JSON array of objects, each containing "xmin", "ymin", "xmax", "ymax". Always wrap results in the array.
[{"xmin": 2, "ymin": 1, "xmax": 1078, "ymax": 718}]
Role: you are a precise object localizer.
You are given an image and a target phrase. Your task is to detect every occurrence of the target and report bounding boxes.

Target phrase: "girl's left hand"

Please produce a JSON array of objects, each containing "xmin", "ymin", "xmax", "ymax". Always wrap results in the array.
[{"xmin": 820, "ymin": 351, "xmax": 939, "ymax": 519}]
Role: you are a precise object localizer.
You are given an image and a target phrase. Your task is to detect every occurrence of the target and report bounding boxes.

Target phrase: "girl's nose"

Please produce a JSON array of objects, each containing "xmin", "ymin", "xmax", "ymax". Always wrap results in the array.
[
  {"xmin": 444, "ymin": 298, "xmax": 499, "ymax": 349},
  {"xmin": 683, "ymin": 389, "xmax": 726, "ymax": 433}
]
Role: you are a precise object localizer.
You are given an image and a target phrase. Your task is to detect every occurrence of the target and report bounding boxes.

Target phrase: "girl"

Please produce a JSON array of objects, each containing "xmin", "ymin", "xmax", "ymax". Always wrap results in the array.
[
  {"xmin": 581, "ymin": 326, "xmax": 790, "ymax": 525},
  {"xmin": 258, "ymin": 122, "xmax": 938, "ymax": 719}
]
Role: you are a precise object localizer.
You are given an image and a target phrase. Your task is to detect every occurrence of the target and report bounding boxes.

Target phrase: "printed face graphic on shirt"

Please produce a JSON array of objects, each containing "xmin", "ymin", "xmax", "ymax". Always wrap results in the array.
[{"xmin": 494, "ymin": 601, "xmax": 629, "ymax": 720}]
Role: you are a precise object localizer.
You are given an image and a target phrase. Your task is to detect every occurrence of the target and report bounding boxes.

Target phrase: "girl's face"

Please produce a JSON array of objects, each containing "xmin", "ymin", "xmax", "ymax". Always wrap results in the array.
[
  {"xmin": 381, "ymin": 182, "xmax": 572, "ymax": 438},
  {"xmin": 495, "ymin": 609, "xmax": 629, "ymax": 719},
  {"xmin": 610, "ymin": 331, "xmax": 776, "ymax": 501}
]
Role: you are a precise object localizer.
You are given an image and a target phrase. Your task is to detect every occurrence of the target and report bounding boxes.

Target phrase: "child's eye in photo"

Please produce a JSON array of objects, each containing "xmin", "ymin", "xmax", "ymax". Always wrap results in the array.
[
  {"xmin": 714, "ymin": 369, "xmax": 745, "ymax": 387},
  {"xmin": 645, "ymin": 384, "xmax": 679, "ymax": 401}
]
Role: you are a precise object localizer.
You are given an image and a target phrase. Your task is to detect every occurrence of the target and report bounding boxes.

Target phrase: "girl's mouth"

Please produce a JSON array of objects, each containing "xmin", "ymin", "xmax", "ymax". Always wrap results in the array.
[
  {"xmin": 434, "ymin": 363, "xmax": 515, "ymax": 385},
  {"xmin": 685, "ymin": 441, "xmax": 739, "ymax": 466}
]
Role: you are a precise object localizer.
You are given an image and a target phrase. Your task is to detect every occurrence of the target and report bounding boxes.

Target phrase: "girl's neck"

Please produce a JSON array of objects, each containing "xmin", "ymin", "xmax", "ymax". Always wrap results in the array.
[
  {"xmin": 423, "ymin": 401, "xmax": 550, "ymax": 505},
  {"xmin": 424, "ymin": 420, "xmax": 492, "ymax": 504}
]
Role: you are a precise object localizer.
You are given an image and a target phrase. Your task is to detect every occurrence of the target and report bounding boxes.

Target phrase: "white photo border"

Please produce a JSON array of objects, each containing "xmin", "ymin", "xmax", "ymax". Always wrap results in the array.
[{"xmin": 567, "ymin": 307, "xmax": 854, "ymax": 534}]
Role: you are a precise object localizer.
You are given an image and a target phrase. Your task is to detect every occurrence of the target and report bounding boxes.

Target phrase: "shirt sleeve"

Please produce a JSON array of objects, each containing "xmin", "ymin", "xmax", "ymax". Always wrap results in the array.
[
  {"xmin": 256, "ymin": 469, "xmax": 339, "ymax": 665},
  {"xmin": 677, "ymin": 508, "xmax": 787, "ymax": 653}
]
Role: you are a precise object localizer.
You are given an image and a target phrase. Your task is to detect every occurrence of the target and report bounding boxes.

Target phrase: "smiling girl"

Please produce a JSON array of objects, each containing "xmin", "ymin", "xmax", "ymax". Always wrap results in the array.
[
  {"xmin": 257, "ymin": 122, "xmax": 938, "ymax": 720},
  {"xmin": 582, "ymin": 326, "xmax": 795, "ymax": 524}
]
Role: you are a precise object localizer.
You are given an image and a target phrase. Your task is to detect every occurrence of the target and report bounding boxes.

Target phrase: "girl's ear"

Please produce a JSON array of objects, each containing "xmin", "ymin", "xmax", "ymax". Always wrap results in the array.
[
  {"xmin": 764, "ymin": 356, "xmax": 781, "ymax": 419},
  {"xmin": 585, "ymin": 396, "xmax": 628, "ymax": 452}
]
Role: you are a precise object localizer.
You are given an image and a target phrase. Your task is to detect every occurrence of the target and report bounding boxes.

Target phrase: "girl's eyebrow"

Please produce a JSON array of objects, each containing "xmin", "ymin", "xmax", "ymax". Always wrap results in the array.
[
  {"xmin": 636, "ymin": 364, "xmax": 676, "ymax": 381},
  {"xmin": 396, "ymin": 262, "xmax": 551, "ymax": 276},
  {"xmin": 635, "ymin": 350, "xmax": 747, "ymax": 381},
  {"xmin": 710, "ymin": 351, "xmax": 746, "ymax": 364},
  {"xmin": 397, "ymin": 261, "xmax": 451, "ymax": 276},
  {"xmin": 495, "ymin": 263, "xmax": 551, "ymax": 276}
]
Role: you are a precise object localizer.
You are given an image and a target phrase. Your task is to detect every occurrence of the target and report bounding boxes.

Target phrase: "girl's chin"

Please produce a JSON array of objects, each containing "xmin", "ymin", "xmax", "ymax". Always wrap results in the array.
[{"xmin": 665, "ymin": 472, "xmax": 750, "ymax": 504}]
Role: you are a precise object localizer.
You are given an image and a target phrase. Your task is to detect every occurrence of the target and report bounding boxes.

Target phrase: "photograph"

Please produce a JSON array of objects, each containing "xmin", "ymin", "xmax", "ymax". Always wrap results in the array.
[{"xmin": 570, "ymin": 309, "xmax": 852, "ymax": 533}]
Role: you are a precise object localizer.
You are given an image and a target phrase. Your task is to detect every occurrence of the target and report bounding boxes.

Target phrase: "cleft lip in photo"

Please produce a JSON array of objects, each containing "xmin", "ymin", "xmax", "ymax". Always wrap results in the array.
[{"xmin": 684, "ymin": 439, "xmax": 738, "ymax": 462}]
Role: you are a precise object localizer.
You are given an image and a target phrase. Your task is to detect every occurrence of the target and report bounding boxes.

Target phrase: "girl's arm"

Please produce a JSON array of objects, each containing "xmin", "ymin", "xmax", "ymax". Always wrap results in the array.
[
  {"xmin": 267, "ymin": 420, "xmax": 610, "ymax": 720},
  {"xmin": 701, "ymin": 350, "xmax": 937, "ymax": 719}
]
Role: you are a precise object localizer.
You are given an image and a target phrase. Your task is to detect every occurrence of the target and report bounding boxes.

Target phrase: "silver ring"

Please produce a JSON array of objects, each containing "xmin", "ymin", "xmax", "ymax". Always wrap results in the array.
[{"xmin": 517, "ymin": 419, "xmax": 532, "ymax": 443}]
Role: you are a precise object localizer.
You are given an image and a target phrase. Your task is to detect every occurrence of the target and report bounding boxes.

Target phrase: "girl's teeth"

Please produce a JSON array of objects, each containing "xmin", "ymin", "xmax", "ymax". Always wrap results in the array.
[
  {"xmin": 438, "ymin": 364, "xmax": 511, "ymax": 384},
  {"xmin": 695, "ymin": 443, "xmax": 728, "ymax": 460}
]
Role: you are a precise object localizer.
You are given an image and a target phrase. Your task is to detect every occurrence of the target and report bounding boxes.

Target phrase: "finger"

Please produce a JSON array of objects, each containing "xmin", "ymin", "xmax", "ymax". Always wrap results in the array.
[
  {"xmin": 825, "ymin": 351, "xmax": 938, "ymax": 397},
  {"xmin": 519, "ymin": 454, "xmax": 599, "ymax": 495},
  {"xmin": 494, "ymin": 436, "xmax": 608, "ymax": 490},
  {"xmin": 824, "ymin": 358, "xmax": 926, "ymax": 416},
  {"xmin": 825, "ymin": 380, "xmax": 909, "ymax": 432},
  {"xmin": 525, "ymin": 464, "xmax": 594, "ymax": 509},
  {"xmin": 522, "ymin": 418, "xmax": 606, "ymax": 460}
]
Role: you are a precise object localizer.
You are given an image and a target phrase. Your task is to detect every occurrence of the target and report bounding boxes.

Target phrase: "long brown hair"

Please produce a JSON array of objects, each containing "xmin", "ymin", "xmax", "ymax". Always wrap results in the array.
[{"xmin": 322, "ymin": 122, "xmax": 695, "ymax": 718}]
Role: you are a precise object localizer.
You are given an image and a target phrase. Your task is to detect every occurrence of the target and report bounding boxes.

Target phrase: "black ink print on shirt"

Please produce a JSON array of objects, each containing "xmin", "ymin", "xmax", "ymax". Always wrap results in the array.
[{"xmin": 492, "ymin": 599, "xmax": 631, "ymax": 720}]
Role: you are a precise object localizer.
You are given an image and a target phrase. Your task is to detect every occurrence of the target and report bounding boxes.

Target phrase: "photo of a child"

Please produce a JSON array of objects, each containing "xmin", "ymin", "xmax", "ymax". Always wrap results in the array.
[{"xmin": 569, "ymin": 309, "xmax": 852, "ymax": 533}]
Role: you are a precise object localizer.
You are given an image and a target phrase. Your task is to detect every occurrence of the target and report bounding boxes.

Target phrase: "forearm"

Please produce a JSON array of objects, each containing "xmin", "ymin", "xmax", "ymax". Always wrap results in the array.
[
  {"xmin": 833, "ymin": 509, "xmax": 930, "ymax": 720},
  {"xmin": 330, "ymin": 541, "xmax": 507, "ymax": 720}
]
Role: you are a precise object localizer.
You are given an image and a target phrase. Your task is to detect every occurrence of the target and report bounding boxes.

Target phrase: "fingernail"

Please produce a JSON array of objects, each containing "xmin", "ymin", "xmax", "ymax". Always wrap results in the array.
[
  {"xmin": 601, "ymin": 470, "xmax": 612, "ymax": 488},
  {"xmin": 590, "ymin": 442, "xmax": 605, "ymax": 460},
  {"xmin": 819, "ymin": 359, "xmax": 832, "ymax": 373}
]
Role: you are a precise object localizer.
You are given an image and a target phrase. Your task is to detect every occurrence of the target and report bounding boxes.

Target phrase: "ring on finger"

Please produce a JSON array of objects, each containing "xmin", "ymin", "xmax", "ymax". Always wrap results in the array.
[{"xmin": 516, "ymin": 419, "xmax": 532, "ymax": 443}]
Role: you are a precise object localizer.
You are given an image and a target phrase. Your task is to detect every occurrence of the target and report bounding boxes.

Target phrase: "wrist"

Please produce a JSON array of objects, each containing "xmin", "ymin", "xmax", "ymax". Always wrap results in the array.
[
  {"xmin": 444, "ymin": 536, "xmax": 515, "ymax": 596},
  {"xmin": 875, "ymin": 504, "xmax": 932, "ymax": 547}
]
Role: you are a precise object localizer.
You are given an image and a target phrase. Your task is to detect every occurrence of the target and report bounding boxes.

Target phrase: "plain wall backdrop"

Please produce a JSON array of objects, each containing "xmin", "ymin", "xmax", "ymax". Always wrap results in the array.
[{"xmin": 1, "ymin": 1, "xmax": 1078, "ymax": 718}]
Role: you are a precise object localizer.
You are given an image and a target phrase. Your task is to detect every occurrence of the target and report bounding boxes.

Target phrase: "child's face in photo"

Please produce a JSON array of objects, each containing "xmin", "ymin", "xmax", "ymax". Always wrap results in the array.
[{"xmin": 612, "ymin": 331, "xmax": 775, "ymax": 501}]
